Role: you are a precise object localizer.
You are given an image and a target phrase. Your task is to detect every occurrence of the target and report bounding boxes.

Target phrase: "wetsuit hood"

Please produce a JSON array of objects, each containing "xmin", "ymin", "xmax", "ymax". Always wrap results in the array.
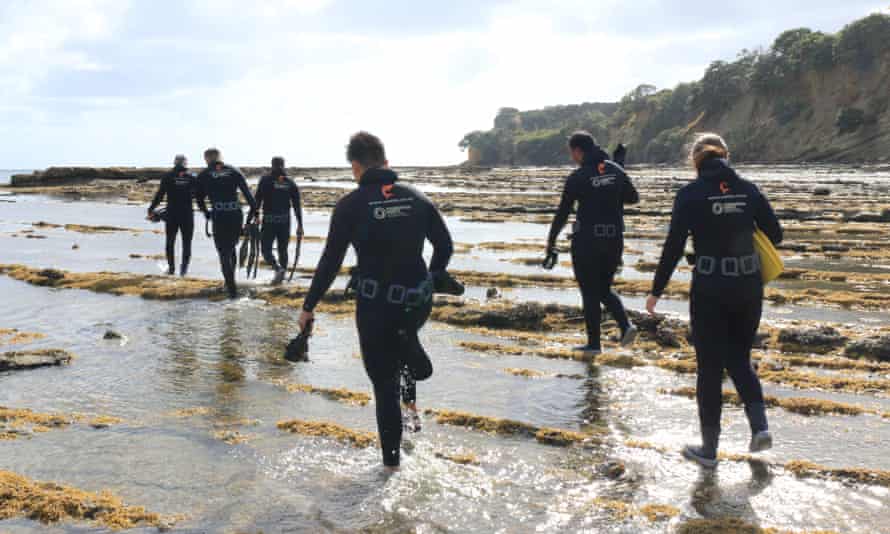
[
  {"xmin": 582, "ymin": 146, "xmax": 611, "ymax": 168},
  {"xmin": 359, "ymin": 167, "xmax": 398, "ymax": 186},
  {"xmin": 697, "ymin": 158, "xmax": 738, "ymax": 182}
]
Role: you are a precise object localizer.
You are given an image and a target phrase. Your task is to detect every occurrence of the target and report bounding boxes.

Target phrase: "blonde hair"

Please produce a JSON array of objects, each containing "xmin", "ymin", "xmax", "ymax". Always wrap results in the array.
[{"xmin": 690, "ymin": 133, "xmax": 729, "ymax": 170}]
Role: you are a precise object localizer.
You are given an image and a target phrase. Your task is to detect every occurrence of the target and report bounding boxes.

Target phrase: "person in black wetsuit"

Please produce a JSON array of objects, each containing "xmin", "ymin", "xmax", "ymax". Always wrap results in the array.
[
  {"xmin": 544, "ymin": 131, "xmax": 639, "ymax": 355},
  {"xmin": 646, "ymin": 133, "xmax": 783, "ymax": 468},
  {"xmin": 255, "ymin": 156, "xmax": 303, "ymax": 285},
  {"xmin": 147, "ymin": 155, "xmax": 199, "ymax": 276},
  {"xmin": 299, "ymin": 132, "xmax": 453, "ymax": 472},
  {"xmin": 195, "ymin": 148, "xmax": 257, "ymax": 299}
]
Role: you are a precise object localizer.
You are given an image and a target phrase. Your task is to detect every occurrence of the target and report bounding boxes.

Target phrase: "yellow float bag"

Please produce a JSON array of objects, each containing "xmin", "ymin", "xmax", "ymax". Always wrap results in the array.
[{"xmin": 753, "ymin": 228, "xmax": 783, "ymax": 284}]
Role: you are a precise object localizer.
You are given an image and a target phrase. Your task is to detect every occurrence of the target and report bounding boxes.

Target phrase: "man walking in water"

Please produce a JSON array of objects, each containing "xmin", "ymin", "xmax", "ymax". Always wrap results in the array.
[
  {"xmin": 196, "ymin": 148, "xmax": 257, "ymax": 299},
  {"xmin": 255, "ymin": 156, "xmax": 303, "ymax": 285},
  {"xmin": 544, "ymin": 131, "xmax": 639, "ymax": 355},
  {"xmin": 147, "ymin": 154, "xmax": 198, "ymax": 276},
  {"xmin": 298, "ymin": 132, "xmax": 454, "ymax": 472}
]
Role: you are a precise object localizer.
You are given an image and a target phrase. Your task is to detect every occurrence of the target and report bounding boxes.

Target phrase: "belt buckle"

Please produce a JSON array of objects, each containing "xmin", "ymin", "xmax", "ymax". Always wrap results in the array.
[
  {"xmin": 741, "ymin": 255, "xmax": 758, "ymax": 275},
  {"xmin": 722, "ymin": 257, "xmax": 740, "ymax": 276},
  {"xmin": 405, "ymin": 288, "xmax": 423, "ymax": 307},
  {"xmin": 594, "ymin": 225, "xmax": 605, "ymax": 238},
  {"xmin": 697, "ymin": 256, "xmax": 715, "ymax": 275},
  {"xmin": 360, "ymin": 279, "xmax": 379, "ymax": 299},
  {"xmin": 388, "ymin": 285, "xmax": 407, "ymax": 305}
]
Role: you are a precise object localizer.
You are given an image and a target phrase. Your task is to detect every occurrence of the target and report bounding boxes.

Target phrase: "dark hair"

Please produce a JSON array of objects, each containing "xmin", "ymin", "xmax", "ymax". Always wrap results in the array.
[
  {"xmin": 568, "ymin": 131, "xmax": 597, "ymax": 155},
  {"xmin": 204, "ymin": 147, "xmax": 221, "ymax": 161},
  {"xmin": 346, "ymin": 131, "xmax": 386, "ymax": 168},
  {"xmin": 271, "ymin": 156, "xmax": 285, "ymax": 170}
]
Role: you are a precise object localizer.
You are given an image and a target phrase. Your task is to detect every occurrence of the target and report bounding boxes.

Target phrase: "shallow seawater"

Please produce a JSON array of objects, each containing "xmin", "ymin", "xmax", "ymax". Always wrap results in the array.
[{"xmin": 1, "ymin": 167, "xmax": 890, "ymax": 533}]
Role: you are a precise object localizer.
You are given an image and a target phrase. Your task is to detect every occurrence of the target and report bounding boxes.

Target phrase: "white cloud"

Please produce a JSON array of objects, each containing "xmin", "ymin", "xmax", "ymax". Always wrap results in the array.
[{"xmin": 0, "ymin": 0, "xmax": 884, "ymax": 167}]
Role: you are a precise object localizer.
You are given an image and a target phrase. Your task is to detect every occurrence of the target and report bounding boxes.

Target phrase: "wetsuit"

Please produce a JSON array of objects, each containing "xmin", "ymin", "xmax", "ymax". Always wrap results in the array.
[
  {"xmin": 255, "ymin": 172, "xmax": 303, "ymax": 271},
  {"xmin": 303, "ymin": 168, "xmax": 453, "ymax": 467},
  {"xmin": 196, "ymin": 163, "xmax": 257, "ymax": 297},
  {"xmin": 148, "ymin": 165, "xmax": 198, "ymax": 275},
  {"xmin": 651, "ymin": 157, "xmax": 782, "ymax": 444},
  {"xmin": 547, "ymin": 147, "xmax": 639, "ymax": 349}
]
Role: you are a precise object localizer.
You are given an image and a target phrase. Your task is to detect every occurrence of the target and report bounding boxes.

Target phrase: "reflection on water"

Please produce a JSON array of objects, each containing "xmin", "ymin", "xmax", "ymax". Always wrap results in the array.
[{"xmin": 690, "ymin": 460, "xmax": 774, "ymax": 526}]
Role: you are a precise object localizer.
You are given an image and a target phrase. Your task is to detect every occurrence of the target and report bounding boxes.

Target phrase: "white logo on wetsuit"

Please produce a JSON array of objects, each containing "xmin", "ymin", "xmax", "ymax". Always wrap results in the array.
[
  {"xmin": 590, "ymin": 174, "xmax": 616, "ymax": 188},
  {"xmin": 370, "ymin": 198, "xmax": 414, "ymax": 220},
  {"xmin": 712, "ymin": 201, "xmax": 747, "ymax": 215},
  {"xmin": 273, "ymin": 183, "xmax": 291, "ymax": 190},
  {"xmin": 175, "ymin": 177, "xmax": 191, "ymax": 187}
]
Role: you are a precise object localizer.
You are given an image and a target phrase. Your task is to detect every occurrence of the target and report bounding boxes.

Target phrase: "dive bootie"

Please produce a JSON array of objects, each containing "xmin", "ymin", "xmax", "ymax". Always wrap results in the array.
[
  {"xmin": 620, "ymin": 325, "xmax": 638, "ymax": 347},
  {"xmin": 180, "ymin": 263, "xmax": 189, "ymax": 277},
  {"xmin": 272, "ymin": 268, "xmax": 285, "ymax": 286},
  {"xmin": 745, "ymin": 402, "xmax": 773, "ymax": 452},
  {"xmin": 683, "ymin": 425, "xmax": 720, "ymax": 468},
  {"xmin": 573, "ymin": 345, "xmax": 601, "ymax": 357},
  {"xmin": 400, "ymin": 329, "xmax": 433, "ymax": 381},
  {"xmin": 167, "ymin": 265, "xmax": 176, "ymax": 276}
]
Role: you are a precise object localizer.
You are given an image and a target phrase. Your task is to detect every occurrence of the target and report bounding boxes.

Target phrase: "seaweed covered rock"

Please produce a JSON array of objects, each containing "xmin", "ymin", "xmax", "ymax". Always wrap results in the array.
[
  {"xmin": 433, "ymin": 301, "xmax": 580, "ymax": 331},
  {"xmin": 0, "ymin": 349, "xmax": 72, "ymax": 371},
  {"xmin": 9, "ymin": 167, "xmax": 167, "ymax": 187},
  {"xmin": 845, "ymin": 336, "xmax": 890, "ymax": 362},
  {"xmin": 777, "ymin": 326, "xmax": 848, "ymax": 354},
  {"xmin": 0, "ymin": 470, "xmax": 166, "ymax": 529},
  {"xmin": 627, "ymin": 310, "xmax": 687, "ymax": 348}
]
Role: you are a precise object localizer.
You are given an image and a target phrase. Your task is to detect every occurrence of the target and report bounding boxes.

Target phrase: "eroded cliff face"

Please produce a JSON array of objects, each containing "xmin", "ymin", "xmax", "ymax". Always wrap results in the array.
[
  {"xmin": 703, "ymin": 57, "xmax": 890, "ymax": 162},
  {"xmin": 462, "ymin": 16, "xmax": 890, "ymax": 166}
]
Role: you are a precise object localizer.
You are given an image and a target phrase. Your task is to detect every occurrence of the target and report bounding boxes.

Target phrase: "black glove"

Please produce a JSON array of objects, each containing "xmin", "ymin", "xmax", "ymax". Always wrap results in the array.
[
  {"xmin": 284, "ymin": 320, "xmax": 313, "ymax": 362},
  {"xmin": 432, "ymin": 270, "xmax": 465, "ymax": 296},
  {"xmin": 543, "ymin": 248, "xmax": 558, "ymax": 270},
  {"xmin": 613, "ymin": 143, "xmax": 627, "ymax": 167}
]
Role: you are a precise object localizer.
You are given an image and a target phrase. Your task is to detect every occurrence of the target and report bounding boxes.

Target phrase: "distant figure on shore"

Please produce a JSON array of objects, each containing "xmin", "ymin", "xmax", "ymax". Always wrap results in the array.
[
  {"xmin": 195, "ymin": 148, "xmax": 257, "ymax": 299},
  {"xmin": 254, "ymin": 156, "xmax": 303, "ymax": 285},
  {"xmin": 298, "ymin": 132, "xmax": 454, "ymax": 472},
  {"xmin": 544, "ymin": 131, "xmax": 639, "ymax": 355},
  {"xmin": 147, "ymin": 154, "xmax": 199, "ymax": 276},
  {"xmin": 647, "ymin": 133, "xmax": 783, "ymax": 467}
]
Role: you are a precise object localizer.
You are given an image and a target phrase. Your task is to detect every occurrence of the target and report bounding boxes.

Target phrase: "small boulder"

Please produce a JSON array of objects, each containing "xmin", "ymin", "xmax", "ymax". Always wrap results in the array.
[
  {"xmin": 777, "ymin": 326, "xmax": 848, "ymax": 355},
  {"xmin": 812, "ymin": 187, "xmax": 831, "ymax": 196},
  {"xmin": 103, "ymin": 330, "xmax": 123, "ymax": 340},
  {"xmin": 844, "ymin": 336, "xmax": 890, "ymax": 362},
  {"xmin": 0, "ymin": 349, "xmax": 73, "ymax": 371},
  {"xmin": 486, "ymin": 287, "xmax": 501, "ymax": 300},
  {"xmin": 597, "ymin": 460, "xmax": 626, "ymax": 480}
]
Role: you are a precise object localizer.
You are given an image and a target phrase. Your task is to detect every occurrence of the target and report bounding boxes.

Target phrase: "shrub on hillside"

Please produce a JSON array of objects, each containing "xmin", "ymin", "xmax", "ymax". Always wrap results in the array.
[
  {"xmin": 836, "ymin": 13, "xmax": 890, "ymax": 71},
  {"xmin": 835, "ymin": 107, "xmax": 867, "ymax": 134}
]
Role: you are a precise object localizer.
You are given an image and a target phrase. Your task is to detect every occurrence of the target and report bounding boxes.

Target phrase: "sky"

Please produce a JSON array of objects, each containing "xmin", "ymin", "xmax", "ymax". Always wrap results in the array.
[{"xmin": 0, "ymin": 1, "xmax": 887, "ymax": 168}]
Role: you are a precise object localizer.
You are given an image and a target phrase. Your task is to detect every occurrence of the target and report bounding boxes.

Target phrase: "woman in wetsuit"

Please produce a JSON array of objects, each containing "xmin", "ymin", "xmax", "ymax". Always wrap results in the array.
[{"xmin": 647, "ymin": 133, "xmax": 783, "ymax": 467}]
